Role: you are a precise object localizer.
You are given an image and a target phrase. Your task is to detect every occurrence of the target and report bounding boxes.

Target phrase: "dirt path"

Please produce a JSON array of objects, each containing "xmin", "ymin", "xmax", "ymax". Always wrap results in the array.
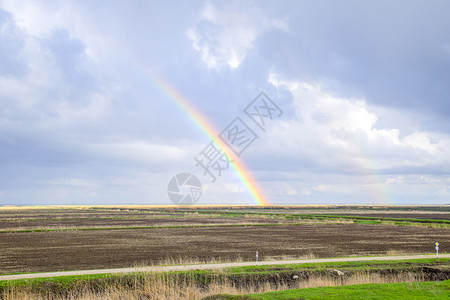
[{"xmin": 1, "ymin": 254, "xmax": 448, "ymax": 281}]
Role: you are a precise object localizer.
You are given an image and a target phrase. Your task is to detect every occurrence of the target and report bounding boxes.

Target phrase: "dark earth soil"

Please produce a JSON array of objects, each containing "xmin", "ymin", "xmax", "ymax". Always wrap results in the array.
[{"xmin": 0, "ymin": 223, "xmax": 448, "ymax": 274}]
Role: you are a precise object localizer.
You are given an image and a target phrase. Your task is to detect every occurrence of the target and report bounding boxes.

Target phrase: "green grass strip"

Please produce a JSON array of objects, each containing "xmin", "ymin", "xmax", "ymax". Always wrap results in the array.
[
  {"xmin": 223, "ymin": 258, "xmax": 450, "ymax": 274},
  {"xmin": 205, "ymin": 279, "xmax": 450, "ymax": 299},
  {"xmin": 175, "ymin": 210, "xmax": 450, "ymax": 224},
  {"xmin": 0, "ymin": 273, "xmax": 111, "ymax": 289},
  {"xmin": 0, "ymin": 222, "xmax": 352, "ymax": 233}
]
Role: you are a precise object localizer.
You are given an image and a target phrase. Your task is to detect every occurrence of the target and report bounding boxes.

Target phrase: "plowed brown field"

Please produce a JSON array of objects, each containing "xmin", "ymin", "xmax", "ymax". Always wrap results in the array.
[{"xmin": 1, "ymin": 221, "xmax": 448, "ymax": 274}]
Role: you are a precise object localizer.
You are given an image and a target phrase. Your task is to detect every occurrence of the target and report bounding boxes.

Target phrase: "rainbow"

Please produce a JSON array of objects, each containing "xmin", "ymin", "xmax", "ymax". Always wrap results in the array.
[
  {"xmin": 140, "ymin": 70, "xmax": 269, "ymax": 205},
  {"xmin": 350, "ymin": 141, "xmax": 393, "ymax": 205}
]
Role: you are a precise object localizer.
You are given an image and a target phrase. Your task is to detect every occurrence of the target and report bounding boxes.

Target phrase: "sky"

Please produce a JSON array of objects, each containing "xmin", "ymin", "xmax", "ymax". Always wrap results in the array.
[{"xmin": 1, "ymin": 0, "xmax": 450, "ymax": 206}]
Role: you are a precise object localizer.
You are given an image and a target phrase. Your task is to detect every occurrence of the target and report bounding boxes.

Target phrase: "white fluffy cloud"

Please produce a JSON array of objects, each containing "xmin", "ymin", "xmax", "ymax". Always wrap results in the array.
[
  {"xmin": 0, "ymin": 0, "xmax": 106, "ymax": 60},
  {"xmin": 0, "ymin": 6, "xmax": 111, "ymax": 131},
  {"xmin": 267, "ymin": 73, "xmax": 450, "ymax": 172},
  {"xmin": 253, "ymin": 73, "xmax": 450, "ymax": 203},
  {"xmin": 187, "ymin": 1, "xmax": 288, "ymax": 70}
]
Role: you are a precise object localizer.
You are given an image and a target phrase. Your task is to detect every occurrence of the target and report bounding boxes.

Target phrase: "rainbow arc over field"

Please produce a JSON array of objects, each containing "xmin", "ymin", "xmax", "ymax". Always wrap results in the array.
[{"xmin": 141, "ymin": 70, "xmax": 269, "ymax": 206}]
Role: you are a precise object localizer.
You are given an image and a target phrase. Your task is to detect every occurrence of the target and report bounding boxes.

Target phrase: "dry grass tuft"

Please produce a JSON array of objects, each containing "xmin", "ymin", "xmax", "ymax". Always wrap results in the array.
[
  {"xmin": 1, "ymin": 268, "xmax": 433, "ymax": 300},
  {"xmin": 386, "ymin": 249, "xmax": 405, "ymax": 256}
]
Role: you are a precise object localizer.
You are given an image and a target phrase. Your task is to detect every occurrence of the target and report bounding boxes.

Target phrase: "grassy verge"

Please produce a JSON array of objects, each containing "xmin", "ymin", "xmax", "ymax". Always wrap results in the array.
[
  {"xmin": 207, "ymin": 279, "xmax": 450, "ymax": 299},
  {"xmin": 1, "ymin": 258, "xmax": 448, "ymax": 288},
  {"xmin": 1, "ymin": 258, "xmax": 449, "ymax": 299},
  {"xmin": 223, "ymin": 258, "xmax": 450, "ymax": 274},
  {"xmin": 0, "ymin": 257, "xmax": 447, "ymax": 277},
  {"xmin": 0, "ymin": 273, "xmax": 110, "ymax": 289}
]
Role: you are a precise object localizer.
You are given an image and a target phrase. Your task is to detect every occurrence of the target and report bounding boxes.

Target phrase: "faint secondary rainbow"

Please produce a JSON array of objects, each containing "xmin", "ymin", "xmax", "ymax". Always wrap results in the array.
[
  {"xmin": 350, "ymin": 139, "xmax": 393, "ymax": 205},
  {"xmin": 135, "ymin": 68, "xmax": 269, "ymax": 205},
  {"xmin": 311, "ymin": 83, "xmax": 393, "ymax": 205}
]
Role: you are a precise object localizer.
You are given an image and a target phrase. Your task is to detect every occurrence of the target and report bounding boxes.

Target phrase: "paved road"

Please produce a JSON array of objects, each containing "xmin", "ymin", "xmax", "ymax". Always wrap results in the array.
[{"xmin": 1, "ymin": 254, "xmax": 448, "ymax": 281}]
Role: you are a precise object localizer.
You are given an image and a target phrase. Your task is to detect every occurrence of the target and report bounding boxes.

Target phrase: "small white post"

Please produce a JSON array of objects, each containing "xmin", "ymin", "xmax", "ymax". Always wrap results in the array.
[
  {"xmin": 256, "ymin": 251, "xmax": 259, "ymax": 264},
  {"xmin": 435, "ymin": 242, "xmax": 439, "ymax": 259}
]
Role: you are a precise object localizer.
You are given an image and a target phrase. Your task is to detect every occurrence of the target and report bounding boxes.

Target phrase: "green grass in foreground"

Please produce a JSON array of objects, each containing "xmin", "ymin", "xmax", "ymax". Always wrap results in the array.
[{"xmin": 205, "ymin": 279, "xmax": 450, "ymax": 300}]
